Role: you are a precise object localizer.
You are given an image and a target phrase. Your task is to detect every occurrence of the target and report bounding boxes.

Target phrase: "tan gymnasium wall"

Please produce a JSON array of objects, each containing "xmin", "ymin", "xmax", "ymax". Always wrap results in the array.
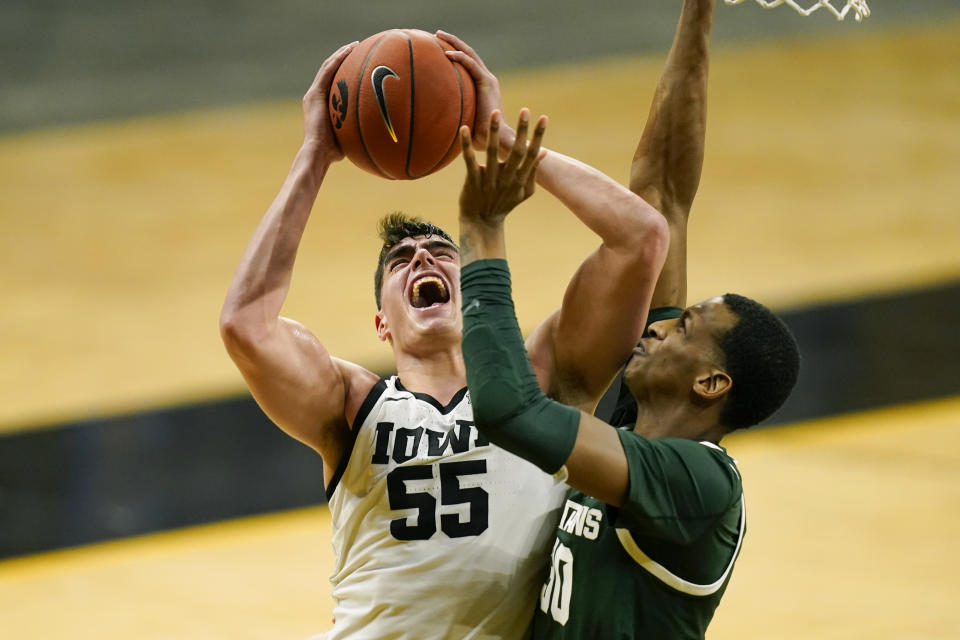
[{"xmin": 1, "ymin": 20, "xmax": 959, "ymax": 432}]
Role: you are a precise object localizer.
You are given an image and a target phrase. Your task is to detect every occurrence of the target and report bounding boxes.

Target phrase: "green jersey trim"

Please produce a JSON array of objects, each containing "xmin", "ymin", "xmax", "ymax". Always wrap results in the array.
[{"xmin": 614, "ymin": 441, "xmax": 746, "ymax": 597}]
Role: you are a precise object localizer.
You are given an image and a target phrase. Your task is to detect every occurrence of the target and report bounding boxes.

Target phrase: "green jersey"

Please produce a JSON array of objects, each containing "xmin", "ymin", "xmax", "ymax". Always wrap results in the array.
[{"xmin": 530, "ymin": 429, "xmax": 745, "ymax": 639}]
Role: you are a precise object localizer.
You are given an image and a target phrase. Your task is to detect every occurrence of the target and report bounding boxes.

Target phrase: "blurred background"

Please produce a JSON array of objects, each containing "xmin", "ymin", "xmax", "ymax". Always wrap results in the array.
[{"xmin": 1, "ymin": 1, "xmax": 958, "ymax": 638}]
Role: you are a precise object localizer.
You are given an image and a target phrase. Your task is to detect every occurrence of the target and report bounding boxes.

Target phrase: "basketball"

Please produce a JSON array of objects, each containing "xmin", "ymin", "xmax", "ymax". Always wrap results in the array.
[{"xmin": 329, "ymin": 29, "xmax": 476, "ymax": 180}]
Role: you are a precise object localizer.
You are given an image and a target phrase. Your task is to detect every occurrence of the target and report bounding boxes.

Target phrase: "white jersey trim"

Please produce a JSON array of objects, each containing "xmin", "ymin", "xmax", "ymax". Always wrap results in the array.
[
  {"xmin": 615, "ymin": 499, "xmax": 744, "ymax": 596},
  {"xmin": 615, "ymin": 442, "xmax": 746, "ymax": 597},
  {"xmin": 325, "ymin": 378, "xmax": 389, "ymax": 500}
]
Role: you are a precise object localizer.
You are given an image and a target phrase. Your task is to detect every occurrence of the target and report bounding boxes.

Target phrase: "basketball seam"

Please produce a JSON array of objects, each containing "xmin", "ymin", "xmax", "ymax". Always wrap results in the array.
[
  {"xmin": 356, "ymin": 35, "xmax": 391, "ymax": 180},
  {"xmin": 404, "ymin": 34, "xmax": 416, "ymax": 179}
]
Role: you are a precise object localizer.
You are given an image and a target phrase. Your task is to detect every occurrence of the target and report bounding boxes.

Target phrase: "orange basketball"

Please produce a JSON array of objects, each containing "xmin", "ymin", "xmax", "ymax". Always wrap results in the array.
[{"xmin": 329, "ymin": 29, "xmax": 476, "ymax": 180}]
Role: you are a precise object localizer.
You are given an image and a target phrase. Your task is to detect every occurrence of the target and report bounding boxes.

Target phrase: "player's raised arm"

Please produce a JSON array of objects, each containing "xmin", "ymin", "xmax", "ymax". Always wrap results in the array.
[
  {"xmin": 457, "ymin": 123, "xmax": 629, "ymax": 500},
  {"xmin": 522, "ymin": 145, "xmax": 668, "ymax": 409},
  {"xmin": 219, "ymin": 42, "xmax": 367, "ymax": 474},
  {"xmin": 632, "ymin": 0, "xmax": 715, "ymax": 310},
  {"xmin": 442, "ymin": 31, "xmax": 669, "ymax": 410},
  {"xmin": 593, "ymin": 0, "xmax": 716, "ymax": 425},
  {"xmin": 457, "ymin": 109, "xmax": 641, "ymax": 504}
]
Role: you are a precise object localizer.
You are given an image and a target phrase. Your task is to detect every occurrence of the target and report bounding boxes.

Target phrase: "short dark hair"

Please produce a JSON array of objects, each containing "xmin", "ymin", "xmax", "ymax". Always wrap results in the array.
[
  {"xmin": 374, "ymin": 212, "xmax": 457, "ymax": 309},
  {"xmin": 717, "ymin": 293, "xmax": 800, "ymax": 430}
]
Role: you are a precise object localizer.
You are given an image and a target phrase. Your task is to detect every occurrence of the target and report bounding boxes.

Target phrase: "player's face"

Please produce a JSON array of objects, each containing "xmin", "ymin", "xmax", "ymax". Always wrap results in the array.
[
  {"xmin": 623, "ymin": 297, "xmax": 737, "ymax": 401},
  {"xmin": 375, "ymin": 235, "xmax": 461, "ymax": 350}
]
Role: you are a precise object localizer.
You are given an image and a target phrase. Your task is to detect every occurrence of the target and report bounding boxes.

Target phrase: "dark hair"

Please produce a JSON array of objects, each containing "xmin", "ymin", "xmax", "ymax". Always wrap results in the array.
[
  {"xmin": 374, "ymin": 212, "xmax": 457, "ymax": 309},
  {"xmin": 717, "ymin": 293, "xmax": 800, "ymax": 430}
]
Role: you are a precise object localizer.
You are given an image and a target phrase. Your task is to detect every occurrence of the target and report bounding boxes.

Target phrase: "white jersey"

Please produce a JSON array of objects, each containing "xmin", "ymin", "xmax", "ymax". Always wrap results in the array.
[{"xmin": 326, "ymin": 376, "xmax": 567, "ymax": 639}]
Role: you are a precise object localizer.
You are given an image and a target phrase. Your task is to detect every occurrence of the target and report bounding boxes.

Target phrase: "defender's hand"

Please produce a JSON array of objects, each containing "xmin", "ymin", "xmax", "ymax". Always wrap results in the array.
[{"xmin": 459, "ymin": 109, "xmax": 547, "ymax": 226}]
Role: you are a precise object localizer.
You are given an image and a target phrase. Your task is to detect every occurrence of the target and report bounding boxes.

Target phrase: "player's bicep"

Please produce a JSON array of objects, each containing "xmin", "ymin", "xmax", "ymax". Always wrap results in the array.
[
  {"xmin": 551, "ymin": 243, "xmax": 662, "ymax": 401},
  {"xmin": 615, "ymin": 435, "xmax": 741, "ymax": 544},
  {"xmin": 562, "ymin": 413, "xmax": 631, "ymax": 506},
  {"xmin": 226, "ymin": 317, "xmax": 347, "ymax": 452}
]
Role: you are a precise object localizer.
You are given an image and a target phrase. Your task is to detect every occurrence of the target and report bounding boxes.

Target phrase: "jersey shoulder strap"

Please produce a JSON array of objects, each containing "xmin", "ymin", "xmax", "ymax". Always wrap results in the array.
[{"xmin": 325, "ymin": 377, "xmax": 390, "ymax": 499}]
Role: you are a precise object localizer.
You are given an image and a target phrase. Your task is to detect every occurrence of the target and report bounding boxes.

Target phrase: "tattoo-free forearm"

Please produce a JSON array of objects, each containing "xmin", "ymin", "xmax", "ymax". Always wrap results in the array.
[
  {"xmin": 221, "ymin": 144, "xmax": 332, "ymax": 331},
  {"xmin": 536, "ymin": 149, "xmax": 664, "ymax": 253},
  {"xmin": 631, "ymin": 0, "xmax": 715, "ymax": 309},
  {"xmin": 630, "ymin": 0, "xmax": 714, "ymax": 214}
]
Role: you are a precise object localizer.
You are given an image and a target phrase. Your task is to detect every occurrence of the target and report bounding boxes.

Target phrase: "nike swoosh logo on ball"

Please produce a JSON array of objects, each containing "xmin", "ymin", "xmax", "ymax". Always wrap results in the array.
[{"xmin": 371, "ymin": 65, "xmax": 400, "ymax": 143}]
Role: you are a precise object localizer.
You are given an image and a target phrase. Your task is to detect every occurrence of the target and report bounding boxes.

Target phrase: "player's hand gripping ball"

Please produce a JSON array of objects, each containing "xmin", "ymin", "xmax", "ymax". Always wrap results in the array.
[{"xmin": 329, "ymin": 29, "xmax": 477, "ymax": 180}]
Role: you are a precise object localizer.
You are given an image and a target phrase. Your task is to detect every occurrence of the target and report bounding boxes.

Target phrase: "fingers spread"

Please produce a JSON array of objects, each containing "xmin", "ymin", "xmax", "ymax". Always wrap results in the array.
[
  {"xmin": 525, "ymin": 149, "xmax": 547, "ymax": 194},
  {"xmin": 519, "ymin": 116, "xmax": 548, "ymax": 187},
  {"xmin": 460, "ymin": 126, "xmax": 480, "ymax": 185},
  {"xmin": 503, "ymin": 109, "xmax": 530, "ymax": 178},
  {"xmin": 484, "ymin": 111, "xmax": 501, "ymax": 190}
]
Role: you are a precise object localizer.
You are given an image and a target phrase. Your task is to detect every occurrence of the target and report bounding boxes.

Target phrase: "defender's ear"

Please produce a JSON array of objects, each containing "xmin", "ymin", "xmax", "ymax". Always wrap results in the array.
[
  {"xmin": 375, "ymin": 311, "xmax": 391, "ymax": 343},
  {"xmin": 693, "ymin": 369, "xmax": 732, "ymax": 401}
]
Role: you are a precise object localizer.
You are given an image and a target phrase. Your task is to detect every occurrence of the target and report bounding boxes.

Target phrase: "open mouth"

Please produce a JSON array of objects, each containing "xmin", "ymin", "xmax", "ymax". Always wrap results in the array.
[{"xmin": 410, "ymin": 276, "xmax": 450, "ymax": 309}]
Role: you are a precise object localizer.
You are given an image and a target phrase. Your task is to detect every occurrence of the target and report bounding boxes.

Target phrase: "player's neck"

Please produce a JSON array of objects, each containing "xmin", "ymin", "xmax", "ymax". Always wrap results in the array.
[
  {"xmin": 632, "ymin": 400, "xmax": 725, "ymax": 443},
  {"xmin": 394, "ymin": 347, "xmax": 467, "ymax": 406}
]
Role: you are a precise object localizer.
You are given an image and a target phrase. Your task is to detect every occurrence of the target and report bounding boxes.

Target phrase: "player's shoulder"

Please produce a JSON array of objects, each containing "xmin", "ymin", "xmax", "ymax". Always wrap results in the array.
[
  {"xmin": 663, "ymin": 437, "xmax": 736, "ymax": 463},
  {"xmin": 648, "ymin": 434, "xmax": 734, "ymax": 461},
  {"xmin": 675, "ymin": 438, "xmax": 742, "ymax": 492},
  {"xmin": 332, "ymin": 358, "xmax": 383, "ymax": 426},
  {"xmin": 619, "ymin": 430, "xmax": 740, "ymax": 481},
  {"xmin": 671, "ymin": 437, "xmax": 738, "ymax": 473},
  {"xmin": 332, "ymin": 357, "xmax": 379, "ymax": 382}
]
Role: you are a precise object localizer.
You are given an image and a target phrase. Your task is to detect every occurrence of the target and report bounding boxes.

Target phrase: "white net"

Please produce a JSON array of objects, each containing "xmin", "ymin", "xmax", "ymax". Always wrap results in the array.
[{"xmin": 724, "ymin": 0, "xmax": 871, "ymax": 21}]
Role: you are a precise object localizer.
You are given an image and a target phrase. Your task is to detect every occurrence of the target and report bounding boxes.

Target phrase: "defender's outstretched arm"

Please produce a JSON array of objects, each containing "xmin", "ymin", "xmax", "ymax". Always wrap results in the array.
[{"xmin": 632, "ymin": 0, "xmax": 716, "ymax": 310}]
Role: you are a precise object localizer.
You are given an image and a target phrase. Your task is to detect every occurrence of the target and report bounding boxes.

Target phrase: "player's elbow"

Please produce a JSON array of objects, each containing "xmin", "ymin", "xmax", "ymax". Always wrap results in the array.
[
  {"xmin": 219, "ymin": 313, "xmax": 248, "ymax": 358},
  {"xmin": 617, "ymin": 201, "xmax": 670, "ymax": 269},
  {"xmin": 642, "ymin": 203, "xmax": 670, "ymax": 250},
  {"xmin": 219, "ymin": 304, "xmax": 265, "ymax": 361}
]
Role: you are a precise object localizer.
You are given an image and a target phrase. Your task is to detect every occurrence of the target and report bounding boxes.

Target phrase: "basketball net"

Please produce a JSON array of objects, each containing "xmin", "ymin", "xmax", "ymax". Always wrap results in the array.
[{"xmin": 724, "ymin": 0, "xmax": 870, "ymax": 21}]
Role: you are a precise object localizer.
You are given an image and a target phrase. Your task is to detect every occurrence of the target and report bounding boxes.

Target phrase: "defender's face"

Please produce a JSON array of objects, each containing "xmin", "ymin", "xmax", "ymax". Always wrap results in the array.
[
  {"xmin": 623, "ymin": 297, "xmax": 737, "ymax": 400},
  {"xmin": 375, "ymin": 235, "xmax": 461, "ymax": 348}
]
